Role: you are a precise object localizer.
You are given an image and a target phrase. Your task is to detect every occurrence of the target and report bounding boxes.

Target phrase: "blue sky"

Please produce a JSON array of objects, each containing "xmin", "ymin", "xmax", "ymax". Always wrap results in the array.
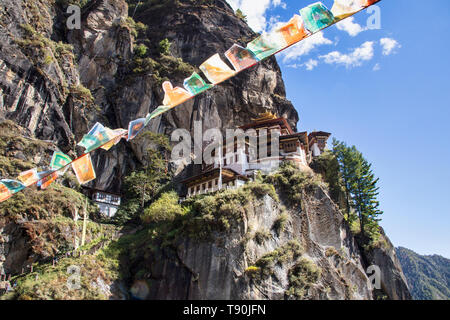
[{"xmin": 228, "ymin": 0, "xmax": 450, "ymax": 258}]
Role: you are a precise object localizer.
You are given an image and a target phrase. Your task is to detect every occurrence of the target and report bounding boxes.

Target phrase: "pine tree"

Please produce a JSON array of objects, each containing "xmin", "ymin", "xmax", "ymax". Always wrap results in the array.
[{"xmin": 332, "ymin": 139, "xmax": 383, "ymax": 238}]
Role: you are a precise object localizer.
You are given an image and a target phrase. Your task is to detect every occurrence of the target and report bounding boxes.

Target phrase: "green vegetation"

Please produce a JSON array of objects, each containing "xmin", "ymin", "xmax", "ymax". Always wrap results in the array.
[
  {"xmin": 264, "ymin": 162, "xmax": 323, "ymax": 207},
  {"xmin": 272, "ymin": 211, "xmax": 289, "ymax": 235},
  {"xmin": 248, "ymin": 240, "xmax": 304, "ymax": 280},
  {"xmin": 115, "ymin": 132, "xmax": 172, "ymax": 224},
  {"xmin": 235, "ymin": 9, "xmax": 247, "ymax": 22},
  {"xmin": 17, "ymin": 24, "xmax": 75, "ymax": 66},
  {"xmin": 285, "ymin": 257, "xmax": 322, "ymax": 299},
  {"xmin": 332, "ymin": 139, "xmax": 383, "ymax": 241},
  {"xmin": 122, "ymin": 16, "xmax": 148, "ymax": 38},
  {"xmin": 254, "ymin": 228, "xmax": 272, "ymax": 245},
  {"xmin": 10, "ymin": 241, "xmax": 120, "ymax": 300},
  {"xmin": 141, "ymin": 191, "xmax": 185, "ymax": 224},
  {"xmin": 158, "ymin": 38, "xmax": 171, "ymax": 55},
  {"xmin": 134, "ymin": 43, "xmax": 149, "ymax": 58},
  {"xmin": 396, "ymin": 247, "xmax": 450, "ymax": 300},
  {"xmin": 69, "ymin": 84, "xmax": 94, "ymax": 105}
]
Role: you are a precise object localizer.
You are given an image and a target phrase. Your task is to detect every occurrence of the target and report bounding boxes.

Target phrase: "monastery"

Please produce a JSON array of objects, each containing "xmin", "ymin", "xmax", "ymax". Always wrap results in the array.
[{"xmin": 181, "ymin": 112, "xmax": 330, "ymax": 199}]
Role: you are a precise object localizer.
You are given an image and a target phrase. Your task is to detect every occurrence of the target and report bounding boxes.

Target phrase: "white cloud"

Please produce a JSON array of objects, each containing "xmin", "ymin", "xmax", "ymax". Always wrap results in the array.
[
  {"xmin": 320, "ymin": 41, "xmax": 375, "ymax": 68},
  {"xmin": 335, "ymin": 17, "xmax": 366, "ymax": 37},
  {"xmin": 280, "ymin": 32, "xmax": 333, "ymax": 63},
  {"xmin": 227, "ymin": 0, "xmax": 286, "ymax": 32},
  {"xmin": 380, "ymin": 38, "xmax": 401, "ymax": 55},
  {"xmin": 303, "ymin": 59, "xmax": 318, "ymax": 71},
  {"xmin": 373, "ymin": 63, "xmax": 381, "ymax": 71}
]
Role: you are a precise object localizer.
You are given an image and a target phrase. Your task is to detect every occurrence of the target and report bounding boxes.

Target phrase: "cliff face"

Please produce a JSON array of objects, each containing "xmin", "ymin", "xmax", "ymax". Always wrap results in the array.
[
  {"xmin": 0, "ymin": 0, "xmax": 411, "ymax": 300},
  {"xmin": 0, "ymin": 0, "xmax": 298, "ymax": 192}
]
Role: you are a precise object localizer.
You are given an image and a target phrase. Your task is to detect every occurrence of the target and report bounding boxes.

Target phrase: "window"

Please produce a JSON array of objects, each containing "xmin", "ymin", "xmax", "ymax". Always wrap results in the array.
[
  {"xmin": 196, "ymin": 185, "xmax": 200, "ymax": 192},
  {"xmin": 235, "ymin": 154, "xmax": 239, "ymax": 163},
  {"xmin": 208, "ymin": 181, "xmax": 212, "ymax": 188}
]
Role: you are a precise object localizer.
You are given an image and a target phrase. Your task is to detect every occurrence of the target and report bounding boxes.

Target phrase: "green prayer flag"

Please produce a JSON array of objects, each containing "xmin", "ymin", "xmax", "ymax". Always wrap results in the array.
[
  {"xmin": 299, "ymin": 2, "xmax": 335, "ymax": 34},
  {"xmin": 183, "ymin": 72, "xmax": 213, "ymax": 95},
  {"xmin": 50, "ymin": 151, "xmax": 72, "ymax": 171},
  {"xmin": 0, "ymin": 179, "xmax": 26, "ymax": 193}
]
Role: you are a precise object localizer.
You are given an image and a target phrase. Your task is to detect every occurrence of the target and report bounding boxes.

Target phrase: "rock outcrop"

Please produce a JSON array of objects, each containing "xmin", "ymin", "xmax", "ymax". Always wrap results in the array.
[{"xmin": 0, "ymin": 0, "xmax": 411, "ymax": 300}]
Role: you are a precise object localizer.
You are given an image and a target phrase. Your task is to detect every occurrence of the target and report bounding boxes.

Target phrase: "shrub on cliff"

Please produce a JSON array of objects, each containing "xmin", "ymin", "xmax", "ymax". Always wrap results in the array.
[{"xmin": 141, "ymin": 191, "xmax": 185, "ymax": 224}]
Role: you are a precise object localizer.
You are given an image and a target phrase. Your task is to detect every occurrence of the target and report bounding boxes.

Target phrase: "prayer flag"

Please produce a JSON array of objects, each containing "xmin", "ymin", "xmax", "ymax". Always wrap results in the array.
[
  {"xmin": 246, "ymin": 32, "xmax": 287, "ymax": 61},
  {"xmin": 50, "ymin": 151, "xmax": 72, "ymax": 172},
  {"xmin": 37, "ymin": 172, "xmax": 58, "ymax": 190},
  {"xmin": 365, "ymin": 0, "xmax": 380, "ymax": 6},
  {"xmin": 199, "ymin": 54, "xmax": 236, "ymax": 84},
  {"xmin": 145, "ymin": 106, "xmax": 172, "ymax": 125},
  {"xmin": 331, "ymin": 0, "xmax": 364, "ymax": 20},
  {"xmin": 277, "ymin": 15, "xmax": 310, "ymax": 47},
  {"xmin": 299, "ymin": 2, "xmax": 335, "ymax": 34},
  {"xmin": 72, "ymin": 154, "xmax": 96, "ymax": 185},
  {"xmin": 162, "ymin": 81, "xmax": 193, "ymax": 107},
  {"xmin": 101, "ymin": 128, "xmax": 127, "ymax": 151},
  {"xmin": 0, "ymin": 183, "xmax": 12, "ymax": 202},
  {"xmin": 0, "ymin": 179, "xmax": 26, "ymax": 193},
  {"xmin": 127, "ymin": 118, "xmax": 146, "ymax": 141},
  {"xmin": 78, "ymin": 122, "xmax": 113, "ymax": 153},
  {"xmin": 17, "ymin": 168, "xmax": 39, "ymax": 187},
  {"xmin": 183, "ymin": 72, "xmax": 213, "ymax": 95},
  {"xmin": 225, "ymin": 44, "xmax": 259, "ymax": 72}
]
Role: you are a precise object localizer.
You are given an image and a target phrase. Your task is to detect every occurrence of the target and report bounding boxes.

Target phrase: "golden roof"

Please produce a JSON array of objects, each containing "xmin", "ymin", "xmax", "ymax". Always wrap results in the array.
[{"xmin": 252, "ymin": 111, "xmax": 278, "ymax": 122}]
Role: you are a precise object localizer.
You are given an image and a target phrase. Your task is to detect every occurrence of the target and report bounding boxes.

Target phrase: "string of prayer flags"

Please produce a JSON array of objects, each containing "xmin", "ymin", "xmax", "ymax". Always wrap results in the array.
[
  {"xmin": 50, "ymin": 151, "xmax": 72, "ymax": 173},
  {"xmin": 199, "ymin": 54, "xmax": 236, "ymax": 84},
  {"xmin": 0, "ymin": 179, "xmax": 25, "ymax": 194},
  {"xmin": 183, "ymin": 72, "xmax": 213, "ymax": 95},
  {"xmin": 246, "ymin": 32, "xmax": 286, "ymax": 61},
  {"xmin": 277, "ymin": 15, "xmax": 310, "ymax": 47},
  {"xmin": 37, "ymin": 171, "xmax": 58, "ymax": 190},
  {"xmin": 162, "ymin": 81, "xmax": 193, "ymax": 107},
  {"xmin": 17, "ymin": 168, "xmax": 39, "ymax": 187},
  {"xmin": 331, "ymin": 0, "xmax": 364, "ymax": 20},
  {"xmin": 72, "ymin": 154, "xmax": 96, "ymax": 185},
  {"xmin": 300, "ymin": 2, "xmax": 335, "ymax": 33},
  {"xmin": 0, "ymin": 0, "xmax": 383, "ymax": 203},
  {"xmin": 225, "ymin": 44, "xmax": 259, "ymax": 72},
  {"xmin": 0, "ymin": 183, "xmax": 12, "ymax": 202},
  {"xmin": 78, "ymin": 122, "xmax": 113, "ymax": 153},
  {"xmin": 127, "ymin": 118, "xmax": 146, "ymax": 141}
]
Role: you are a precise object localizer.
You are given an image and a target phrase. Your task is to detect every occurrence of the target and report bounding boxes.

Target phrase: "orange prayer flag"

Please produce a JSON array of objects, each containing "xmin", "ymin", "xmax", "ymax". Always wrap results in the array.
[
  {"xmin": 277, "ymin": 15, "xmax": 310, "ymax": 47},
  {"xmin": 162, "ymin": 81, "xmax": 193, "ymax": 107},
  {"xmin": 0, "ymin": 183, "xmax": 12, "ymax": 202},
  {"xmin": 17, "ymin": 168, "xmax": 39, "ymax": 187},
  {"xmin": 72, "ymin": 154, "xmax": 96, "ymax": 185},
  {"xmin": 39, "ymin": 172, "xmax": 58, "ymax": 190}
]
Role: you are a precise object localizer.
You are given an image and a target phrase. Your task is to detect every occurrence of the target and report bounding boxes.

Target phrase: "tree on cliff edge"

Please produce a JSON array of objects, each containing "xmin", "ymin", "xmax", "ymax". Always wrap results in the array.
[{"xmin": 332, "ymin": 139, "xmax": 383, "ymax": 239}]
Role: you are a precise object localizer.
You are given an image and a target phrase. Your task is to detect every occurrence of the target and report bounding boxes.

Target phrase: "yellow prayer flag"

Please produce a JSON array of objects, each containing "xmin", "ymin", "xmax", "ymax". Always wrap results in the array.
[
  {"xmin": 199, "ymin": 54, "xmax": 236, "ymax": 84},
  {"xmin": 72, "ymin": 154, "xmax": 96, "ymax": 185}
]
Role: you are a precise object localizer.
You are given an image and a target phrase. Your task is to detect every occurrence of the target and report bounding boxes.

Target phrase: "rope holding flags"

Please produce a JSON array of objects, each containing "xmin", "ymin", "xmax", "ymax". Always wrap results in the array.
[{"xmin": 0, "ymin": 0, "xmax": 382, "ymax": 203}]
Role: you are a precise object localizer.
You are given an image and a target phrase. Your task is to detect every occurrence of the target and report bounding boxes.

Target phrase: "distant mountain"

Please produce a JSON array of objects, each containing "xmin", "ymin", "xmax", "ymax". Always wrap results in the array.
[{"xmin": 396, "ymin": 247, "xmax": 450, "ymax": 300}]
